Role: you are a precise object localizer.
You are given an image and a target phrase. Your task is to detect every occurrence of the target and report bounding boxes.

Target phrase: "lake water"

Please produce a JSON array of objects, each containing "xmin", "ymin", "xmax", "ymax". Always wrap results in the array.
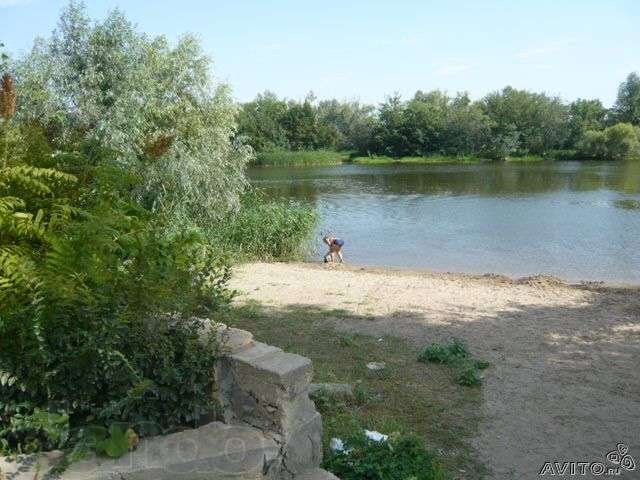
[{"xmin": 248, "ymin": 161, "xmax": 640, "ymax": 284}]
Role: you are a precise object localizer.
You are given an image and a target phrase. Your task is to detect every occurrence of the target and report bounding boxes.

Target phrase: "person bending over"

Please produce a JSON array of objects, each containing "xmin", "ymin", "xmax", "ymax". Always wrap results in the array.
[{"xmin": 323, "ymin": 235, "xmax": 344, "ymax": 263}]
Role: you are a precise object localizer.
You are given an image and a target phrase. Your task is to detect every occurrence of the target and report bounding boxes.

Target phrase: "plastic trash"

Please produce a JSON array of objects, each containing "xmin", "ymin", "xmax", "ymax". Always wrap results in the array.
[
  {"xmin": 365, "ymin": 430, "xmax": 389, "ymax": 442},
  {"xmin": 330, "ymin": 437, "xmax": 346, "ymax": 452},
  {"xmin": 366, "ymin": 361, "xmax": 386, "ymax": 371}
]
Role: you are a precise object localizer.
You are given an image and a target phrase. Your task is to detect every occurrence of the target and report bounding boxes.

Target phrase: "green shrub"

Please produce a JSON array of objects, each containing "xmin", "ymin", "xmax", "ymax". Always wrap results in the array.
[
  {"xmin": 0, "ymin": 124, "xmax": 227, "ymax": 454},
  {"xmin": 418, "ymin": 338, "xmax": 469, "ymax": 364},
  {"xmin": 323, "ymin": 432, "xmax": 446, "ymax": 480},
  {"xmin": 79, "ymin": 424, "xmax": 139, "ymax": 459},
  {"xmin": 454, "ymin": 360, "xmax": 483, "ymax": 387},
  {"xmin": 418, "ymin": 339, "xmax": 488, "ymax": 387},
  {"xmin": 577, "ymin": 123, "xmax": 640, "ymax": 160},
  {"xmin": 95, "ymin": 316, "xmax": 220, "ymax": 433},
  {"xmin": 0, "ymin": 406, "xmax": 69, "ymax": 455}
]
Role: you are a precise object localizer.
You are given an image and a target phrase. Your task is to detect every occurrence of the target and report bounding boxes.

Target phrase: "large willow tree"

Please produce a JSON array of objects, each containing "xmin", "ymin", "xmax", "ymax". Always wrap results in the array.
[{"xmin": 15, "ymin": 1, "xmax": 251, "ymax": 226}]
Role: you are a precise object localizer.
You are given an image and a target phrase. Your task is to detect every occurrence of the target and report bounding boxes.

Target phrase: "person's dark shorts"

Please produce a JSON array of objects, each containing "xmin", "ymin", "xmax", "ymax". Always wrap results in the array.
[{"xmin": 333, "ymin": 239, "xmax": 344, "ymax": 247}]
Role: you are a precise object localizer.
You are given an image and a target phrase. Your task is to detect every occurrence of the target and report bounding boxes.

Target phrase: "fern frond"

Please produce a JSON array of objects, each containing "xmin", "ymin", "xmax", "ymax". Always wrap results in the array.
[
  {"xmin": 0, "ymin": 165, "xmax": 77, "ymax": 196},
  {"xmin": 0, "ymin": 246, "xmax": 39, "ymax": 296},
  {"xmin": 0, "ymin": 196, "xmax": 25, "ymax": 213}
]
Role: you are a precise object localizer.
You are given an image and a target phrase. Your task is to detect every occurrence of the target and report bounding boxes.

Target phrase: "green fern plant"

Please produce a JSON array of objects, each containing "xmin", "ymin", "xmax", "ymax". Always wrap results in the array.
[{"xmin": 0, "ymin": 161, "xmax": 78, "ymax": 304}]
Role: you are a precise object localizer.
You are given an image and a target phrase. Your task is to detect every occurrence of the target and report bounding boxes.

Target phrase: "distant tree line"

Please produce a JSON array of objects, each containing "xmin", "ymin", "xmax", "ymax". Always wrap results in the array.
[{"xmin": 237, "ymin": 73, "xmax": 640, "ymax": 161}]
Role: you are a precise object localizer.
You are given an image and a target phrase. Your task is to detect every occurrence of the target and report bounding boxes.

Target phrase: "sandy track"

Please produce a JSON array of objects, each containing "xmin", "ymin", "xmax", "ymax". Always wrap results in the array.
[{"xmin": 230, "ymin": 262, "xmax": 640, "ymax": 479}]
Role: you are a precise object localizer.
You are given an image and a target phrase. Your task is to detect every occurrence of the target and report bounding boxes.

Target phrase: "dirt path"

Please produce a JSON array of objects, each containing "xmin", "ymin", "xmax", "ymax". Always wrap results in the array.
[{"xmin": 230, "ymin": 262, "xmax": 640, "ymax": 479}]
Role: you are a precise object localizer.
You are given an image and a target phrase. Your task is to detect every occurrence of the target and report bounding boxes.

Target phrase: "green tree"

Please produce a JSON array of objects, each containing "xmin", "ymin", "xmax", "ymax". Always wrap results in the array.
[
  {"xmin": 441, "ymin": 93, "xmax": 492, "ymax": 156},
  {"xmin": 481, "ymin": 87, "xmax": 569, "ymax": 155},
  {"xmin": 373, "ymin": 94, "xmax": 409, "ymax": 156},
  {"xmin": 237, "ymin": 91, "xmax": 290, "ymax": 151},
  {"xmin": 613, "ymin": 72, "xmax": 640, "ymax": 125},
  {"xmin": 15, "ymin": 1, "xmax": 250, "ymax": 226},
  {"xmin": 566, "ymin": 98, "xmax": 608, "ymax": 147},
  {"xmin": 402, "ymin": 90, "xmax": 449, "ymax": 155},
  {"xmin": 283, "ymin": 93, "xmax": 326, "ymax": 150},
  {"xmin": 317, "ymin": 99, "xmax": 376, "ymax": 152}
]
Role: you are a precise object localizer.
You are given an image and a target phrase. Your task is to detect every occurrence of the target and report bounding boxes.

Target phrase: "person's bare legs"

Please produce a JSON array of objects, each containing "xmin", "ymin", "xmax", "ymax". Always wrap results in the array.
[
  {"xmin": 323, "ymin": 235, "xmax": 335, "ymax": 263},
  {"xmin": 329, "ymin": 245, "xmax": 343, "ymax": 263}
]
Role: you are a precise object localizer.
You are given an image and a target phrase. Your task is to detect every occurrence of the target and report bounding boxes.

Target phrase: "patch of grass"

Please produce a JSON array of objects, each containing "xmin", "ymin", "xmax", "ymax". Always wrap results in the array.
[
  {"xmin": 324, "ymin": 431, "xmax": 447, "ymax": 480},
  {"xmin": 221, "ymin": 304, "xmax": 486, "ymax": 478},
  {"xmin": 309, "ymin": 387, "xmax": 347, "ymax": 413},
  {"xmin": 338, "ymin": 333, "xmax": 357, "ymax": 347},
  {"xmin": 351, "ymin": 154, "xmax": 484, "ymax": 165},
  {"xmin": 418, "ymin": 338, "xmax": 489, "ymax": 387},
  {"xmin": 353, "ymin": 382, "xmax": 372, "ymax": 406},
  {"xmin": 253, "ymin": 149, "xmax": 351, "ymax": 166}
]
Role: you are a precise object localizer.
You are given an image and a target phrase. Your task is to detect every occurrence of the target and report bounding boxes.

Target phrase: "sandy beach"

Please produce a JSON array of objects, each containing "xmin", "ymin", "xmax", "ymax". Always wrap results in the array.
[{"xmin": 230, "ymin": 262, "xmax": 640, "ymax": 479}]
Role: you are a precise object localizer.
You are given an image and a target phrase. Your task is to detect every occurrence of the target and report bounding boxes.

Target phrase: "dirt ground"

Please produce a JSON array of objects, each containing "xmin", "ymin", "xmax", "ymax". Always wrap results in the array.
[{"xmin": 230, "ymin": 262, "xmax": 640, "ymax": 480}]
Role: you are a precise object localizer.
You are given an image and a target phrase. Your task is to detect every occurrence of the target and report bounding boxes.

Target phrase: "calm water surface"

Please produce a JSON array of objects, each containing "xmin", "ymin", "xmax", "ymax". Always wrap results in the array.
[{"xmin": 248, "ymin": 161, "xmax": 640, "ymax": 283}]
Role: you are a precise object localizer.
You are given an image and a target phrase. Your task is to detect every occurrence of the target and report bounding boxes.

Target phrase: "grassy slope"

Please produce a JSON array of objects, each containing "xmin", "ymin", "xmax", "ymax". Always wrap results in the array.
[{"xmin": 222, "ymin": 302, "xmax": 487, "ymax": 479}]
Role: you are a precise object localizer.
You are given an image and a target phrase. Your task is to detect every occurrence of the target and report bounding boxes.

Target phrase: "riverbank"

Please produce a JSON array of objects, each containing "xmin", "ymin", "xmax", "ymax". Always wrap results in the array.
[
  {"xmin": 254, "ymin": 149, "xmax": 351, "ymax": 166},
  {"xmin": 251, "ymin": 149, "xmax": 570, "ymax": 166},
  {"xmin": 351, "ymin": 154, "xmax": 486, "ymax": 164},
  {"xmin": 228, "ymin": 262, "xmax": 640, "ymax": 479}
]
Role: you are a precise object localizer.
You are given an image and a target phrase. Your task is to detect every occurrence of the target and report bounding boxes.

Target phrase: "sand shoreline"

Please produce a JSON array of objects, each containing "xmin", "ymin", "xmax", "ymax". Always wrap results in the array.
[
  {"xmin": 297, "ymin": 260, "xmax": 640, "ymax": 288},
  {"xmin": 230, "ymin": 261, "xmax": 640, "ymax": 480}
]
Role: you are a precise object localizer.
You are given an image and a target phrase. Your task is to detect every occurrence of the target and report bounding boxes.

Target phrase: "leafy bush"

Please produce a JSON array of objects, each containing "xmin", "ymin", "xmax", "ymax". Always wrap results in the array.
[
  {"xmin": 97, "ymin": 316, "xmax": 220, "ymax": 433},
  {"xmin": 454, "ymin": 362, "xmax": 483, "ymax": 387},
  {"xmin": 418, "ymin": 338, "xmax": 469, "ymax": 364},
  {"xmin": 0, "ymin": 406, "xmax": 69, "ymax": 455},
  {"xmin": 323, "ymin": 432, "xmax": 446, "ymax": 480},
  {"xmin": 79, "ymin": 424, "xmax": 139, "ymax": 459},
  {"xmin": 577, "ymin": 123, "xmax": 640, "ymax": 160},
  {"xmin": 0, "ymin": 159, "xmax": 225, "ymax": 440},
  {"xmin": 418, "ymin": 338, "xmax": 488, "ymax": 387}
]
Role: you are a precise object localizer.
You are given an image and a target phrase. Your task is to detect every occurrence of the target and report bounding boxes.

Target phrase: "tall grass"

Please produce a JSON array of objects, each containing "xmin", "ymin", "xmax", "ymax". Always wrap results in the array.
[
  {"xmin": 505, "ymin": 154, "xmax": 547, "ymax": 162},
  {"xmin": 351, "ymin": 154, "xmax": 485, "ymax": 164},
  {"xmin": 253, "ymin": 149, "xmax": 351, "ymax": 166},
  {"xmin": 209, "ymin": 190, "xmax": 317, "ymax": 261}
]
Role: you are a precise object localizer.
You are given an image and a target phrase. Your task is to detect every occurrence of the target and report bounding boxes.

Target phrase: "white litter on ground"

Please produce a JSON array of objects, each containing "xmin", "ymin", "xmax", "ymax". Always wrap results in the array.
[
  {"xmin": 330, "ymin": 429, "xmax": 389, "ymax": 455},
  {"xmin": 330, "ymin": 437, "xmax": 347, "ymax": 452},
  {"xmin": 365, "ymin": 430, "xmax": 389, "ymax": 442},
  {"xmin": 366, "ymin": 361, "xmax": 386, "ymax": 371}
]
